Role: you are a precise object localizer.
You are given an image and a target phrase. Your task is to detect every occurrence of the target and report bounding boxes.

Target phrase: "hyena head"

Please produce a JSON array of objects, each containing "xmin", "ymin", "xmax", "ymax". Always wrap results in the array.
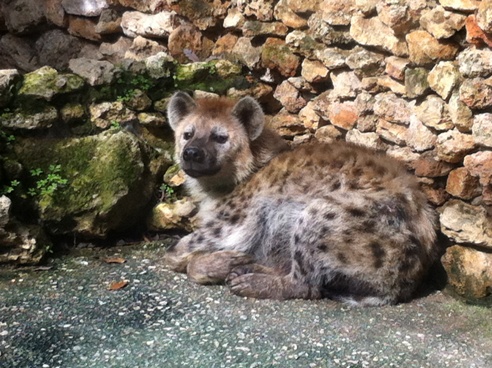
[{"xmin": 167, "ymin": 92, "xmax": 266, "ymax": 195}]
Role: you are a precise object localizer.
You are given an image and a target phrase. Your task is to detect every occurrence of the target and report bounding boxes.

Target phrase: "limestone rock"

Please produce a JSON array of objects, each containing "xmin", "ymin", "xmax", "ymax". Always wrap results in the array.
[
  {"xmin": 89, "ymin": 101, "xmax": 137, "ymax": 130},
  {"xmin": 439, "ymin": 0, "xmax": 480, "ymax": 12},
  {"xmin": 375, "ymin": 76, "xmax": 406, "ymax": 95},
  {"xmin": 273, "ymin": 80, "xmax": 307, "ymax": 113},
  {"xmin": 331, "ymin": 71, "xmax": 361, "ymax": 98},
  {"xmin": 307, "ymin": 13, "xmax": 353, "ymax": 46},
  {"xmin": 406, "ymin": 30, "xmax": 459, "ymax": 65},
  {"xmin": 0, "ymin": 34, "xmax": 39, "ymax": 72},
  {"xmin": 0, "ymin": 196, "xmax": 50, "ymax": 265},
  {"xmin": 242, "ymin": 21, "xmax": 288, "ymax": 37},
  {"xmin": 261, "ymin": 38, "xmax": 300, "ymax": 77},
  {"xmin": 44, "ymin": 0, "xmax": 68, "ymax": 28},
  {"xmin": 14, "ymin": 131, "xmax": 169, "ymax": 238},
  {"xmin": 415, "ymin": 95, "xmax": 453, "ymax": 131},
  {"xmin": 459, "ymin": 77, "xmax": 492, "ymax": 109},
  {"xmin": 1, "ymin": 105, "xmax": 58, "ymax": 130},
  {"xmin": 0, "ymin": 69, "xmax": 19, "ymax": 107},
  {"xmin": 477, "ymin": 0, "xmax": 492, "ymax": 33},
  {"xmin": 326, "ymin": 101, "xmax": 359, "ymax": 130},
  {"xmin": 405, "ymin": 68, "xmax": 430, "ymax": 98},
  {"xmin": 121, "ymin": 10, "xmax": 177, "ymax": 38},
  {"xmin": 406, "ymin": 115, "xmax": 437, "ymax": 152},
  {"xmin": 2, "ymin": 0, "xmax": 45, "ymax": 34},
  {"xmin": 273, "ymin": 0, "xmax": 308, "ymax": 29},
  {"xmin": 384, "ymin": 56, "xmax": 410, "ymax": 81},
  {"xmin": 414, "ymin": 151, "xmax": 454, "ymax": 177},
  {"xmin": 442, "ymin": 245, "xmax": 492, "ymax": 302},
  {"xmin": 168, "ymin": 0, "xmax": 226, "ymax": 30},
  {"xmin": 67, "ymin": 15, "xmax": 102, "ymax": 42},
  {"xmin": 35, "ymin": 30, "xmax": 82, "ymax": 71},
  {"xmin": 314, "ymin": 48, "xmax": 348, "ymax": 70},
  {"xmin": 137, "ymin": 112, "xmax": 166, "ymax": 127},
  {"xmin": 114, "ymin": 0, "xmax": 166, "ymax": 13},
  {"xmin": 420, "ymin": 6, "xmax": 466, "ymax": 39},
  {"xmin": 124, "ymin": 36, "xmax": 167, "ymax": 61},
  {"xmin": 465, "ymin": 14, "xmax": 492, "ymax": 47},
  {"xmin": 314, "ymin": 124, "xmax": 342, "ymax": 143},
  {"xmin": 100, "ymin": 37, "xmax": 133, "ymax": 64},
  {"xmin": 345, "ymin": 129, "xmax": 386, "ymax": 150},
  {"xmin": 60, "ymin": 103, "xmax": 85, "ymax": 124},
  {"xmin": 376, "ymin": 119, "xmax": 407, "ymax": 146},
  {"xmin": 144, "ymin": 52, "xmax": 173, "ymax": 79},
  {"xmin": 436, "ymin": 129, "xmax": 476, "ymax": 163},
  {"xmin": 69, "ymin": 58, "xmax": 117, "ymax": 86},
  {"xmin": 449, "ymin": 91, "xmax": 473, "ymax": 132},
  {"xmin": 62, "ymin": 0, "xmax": 108, "ymax": 16},
  {"xmin": 168, "ymin": 23, "xmax": 207, "ymax": 63},
  {"xmin": 373, "ymin": 92, "xmax": 411, "ymax": 124},
  {"xmin": 350, "ymin": 15, "xmax": 408, "ymax": 57},
  {"xmin": 269, "ymin": 109, "xmax": 307, "ymax": 138},
  {"xmin": 237, "ymin": 0, "xmax": 274, "ymax": 21},
  {"xmin": 299, "ymin": 101, "xmax": 323, "ymax": 131},
  {"xmin": 345, "ymin": 46, "xmax": 385, "ymax": 76},
  {"xmin": 321, "ymin": 0, "xmax": 355, "ymax": 26},
  {"xmin": 457, "ymin": 47, "xmax": 492, "ymax": 78},
  {"xmin": 446, "ymin": 167, "xmax": 480, "ymax": 199},
  {"xmin": 18, "ymin": 66, "xmax": 85, "ymax": 101},
  {"xmin": 427, "ymin": 61, "xmax": 461, "ymax": 100},
  {"xmin": 472, "ymin": 113, "xmax": 492, "ymax": 148},
  {"xmin": 147, "ymin": 198, "xmax": 197, "ymax": 233},
  {"xmin": 301, "ymin": 59, "xmax": 329, "ymax": 83},
  {"xmin": 232, "ymin": 37, "xmax": 261, "ymax": 70},
  {"xmin": 440, "ymin": 200, "xmax": 492, "ymax": 247},
  {"xmin": 96, "ymin": 8, "xmax": 122, "ymax": 35},
  {"xmin": 376, "ymin": 0, "xmax": 420, "ymax": 35},
  {"xmin": 224, "ymin": 7, "xmax": 245, "ymax": 28},
  {"xmin": 464, "ymin": 151, "xmax": 492, "ymax": 204},
  {"xmin": 212, "ymin": 34, "xmax": 238, "ymax": 57}
]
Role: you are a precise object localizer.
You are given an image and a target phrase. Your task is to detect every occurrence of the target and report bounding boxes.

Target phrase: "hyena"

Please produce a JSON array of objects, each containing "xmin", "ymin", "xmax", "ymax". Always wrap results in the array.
[{"xmin": 164, "ymin": 91, "xmax": 437, "ymax": 306}]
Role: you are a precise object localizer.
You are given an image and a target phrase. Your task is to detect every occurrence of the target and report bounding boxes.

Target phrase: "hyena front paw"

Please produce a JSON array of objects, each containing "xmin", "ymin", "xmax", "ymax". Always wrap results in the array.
[
  {"xmin": 187, "ymin": 250, "xmax": 254, "ymax": 284},
  {"xmin": 227, "ymin": 273, "xmax": 287, "ymax": 300}
]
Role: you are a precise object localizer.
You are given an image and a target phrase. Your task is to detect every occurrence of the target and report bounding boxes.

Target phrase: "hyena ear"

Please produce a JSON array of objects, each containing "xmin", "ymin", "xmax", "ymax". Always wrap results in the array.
[
  {"xmin": 167, "ymin": 92, "xmax": 196, "ymax": 131},
  {"xmin": 232, "ymin": 96, "xmax": 265, "ymax": 141}
]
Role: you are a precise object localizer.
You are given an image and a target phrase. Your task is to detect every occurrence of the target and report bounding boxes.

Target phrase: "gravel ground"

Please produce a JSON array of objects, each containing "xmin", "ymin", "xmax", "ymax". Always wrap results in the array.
[{"xmin": 1, "ymin": 240, "xmax": 491, "ymax": 368}]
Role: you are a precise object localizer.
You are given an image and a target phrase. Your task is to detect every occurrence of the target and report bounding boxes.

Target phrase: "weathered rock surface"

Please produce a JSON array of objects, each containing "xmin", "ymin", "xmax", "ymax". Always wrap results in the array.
[
  {"xmin": 442, "ymin": 245, "xmax": 492, "ymax": 301},
  {"xmin": 13, "ymin": 131, "xmax": 169, "ymax": 238},
  {"xmin": 440, "ymin": 200, "xmax": 492, "ymax": 247},
  {"xmin": 0, "ymin": 195, "xmax": 50, "ymax": 265},
  {"xmin": 147, "ymin": 197, "xmax": 197, "ymax": 233}
]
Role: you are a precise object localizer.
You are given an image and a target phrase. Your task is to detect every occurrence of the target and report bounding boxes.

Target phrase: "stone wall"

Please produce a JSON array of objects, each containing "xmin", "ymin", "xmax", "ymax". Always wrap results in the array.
[{"xmin": 1, "ymin": 0, "xmax": 491, "ymax": 303}]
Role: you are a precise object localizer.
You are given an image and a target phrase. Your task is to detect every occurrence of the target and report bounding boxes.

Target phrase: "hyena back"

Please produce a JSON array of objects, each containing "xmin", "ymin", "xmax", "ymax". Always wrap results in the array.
[{"xmin": 165, "ymin": 92, "xmax": 437, "ymax": 306}]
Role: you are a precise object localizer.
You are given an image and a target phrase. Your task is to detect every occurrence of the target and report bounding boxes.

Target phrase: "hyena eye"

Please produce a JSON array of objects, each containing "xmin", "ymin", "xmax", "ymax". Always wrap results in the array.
[
  {"xmin": 212, "ymin": 133, "xmax": 228, "ymax": 144},
  {"xmin": 183, "ymin": 131, "xmax": 193, "ymax": 140}
]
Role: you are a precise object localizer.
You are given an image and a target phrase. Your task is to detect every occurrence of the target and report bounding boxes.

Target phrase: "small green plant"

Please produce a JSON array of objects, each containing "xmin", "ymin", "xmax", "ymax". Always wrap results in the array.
[
  {"xmin": 28, "ymin": 165, "xmax": 68, "ymax": 197},
  {"xmin": 0, "ymin": 128, "xmax": 15, "ymax": 145},
  {"xmin": 116, "ymin": 73, "xmax": 153, "ymax": 102},
  {"xmin": 1, "ymin": 179, "xmax": 20, "ymax": 195},
  {"xmin": 110, "ymin": 120, "xmax": 122, "ymax": 130},
  {"xmin": 159, "ymin": 183, "xmax": 176, "ymax": 202}
]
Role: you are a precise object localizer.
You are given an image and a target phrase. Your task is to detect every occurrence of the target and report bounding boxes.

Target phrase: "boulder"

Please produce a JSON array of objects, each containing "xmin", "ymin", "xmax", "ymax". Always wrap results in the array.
[
  {"xmin": 68, "ymin": 58, "xmax": 118, "ymax": 86},
  {"xmin": 442, "ymin": 245, "xmax": 492, "ymax": 303},
  {"xmin": 147, "ymin": 197, "xmax": 197, "ymax": 233},
  {"xmin": 2, "ymin": 0, "xmax": 45, "ymax": 34},
  {"xmin": 440, "ymin": 200, "xmax": 492, "ymax": 247},
  {"xmin": 121, "ymin": 10, "xmax": 177, "ymax": 38},
  {"xmin": 18, "ymin": 66, "xmax": 85, "ymax": 101},
  {"xmin": 0, "ymin": 195, "xmax": 50, "ymax": 265},
  {"xmin": 13, "ymin": 131, "xmax": 170, "ymax": 238},
  {"xmin": 35, "ymin": 30, "xmax": 83, "ymax": 70},
  {"xmin": 61, "ymin": 0, "xmax": 108, "ymax": 16}
]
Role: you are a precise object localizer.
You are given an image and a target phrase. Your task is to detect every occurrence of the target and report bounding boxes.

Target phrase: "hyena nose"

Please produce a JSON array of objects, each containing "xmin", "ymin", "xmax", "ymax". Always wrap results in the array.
[{"xmin": 183, "ymin": 147, "xmax": 205, "ymax": 163}]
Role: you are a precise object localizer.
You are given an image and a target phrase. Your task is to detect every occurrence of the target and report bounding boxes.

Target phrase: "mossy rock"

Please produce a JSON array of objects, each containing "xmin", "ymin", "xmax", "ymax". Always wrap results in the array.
[
  {"xmin": 14, "ymin": 130, "xmax": 171, "ymax": 238},
  {"xmin": 174, "ymin": 60, "xmax": 248, "ymax": 94},
  {"xmin": 18, "ymin": 66, "xmax": 85, "ymax": 102}
]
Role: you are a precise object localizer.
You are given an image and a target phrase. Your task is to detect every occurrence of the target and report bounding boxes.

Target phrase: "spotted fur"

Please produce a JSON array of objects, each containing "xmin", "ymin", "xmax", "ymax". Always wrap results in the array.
[{"xmin": 165, "ymin": 92, "xmax": 437, "ymax": 306}]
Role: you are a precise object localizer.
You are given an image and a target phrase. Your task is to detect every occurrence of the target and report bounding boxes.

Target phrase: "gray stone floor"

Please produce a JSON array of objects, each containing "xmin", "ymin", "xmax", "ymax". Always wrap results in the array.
[{"xmin": 1, "ymin": 241, "xmax": 491, "ymax": 368}]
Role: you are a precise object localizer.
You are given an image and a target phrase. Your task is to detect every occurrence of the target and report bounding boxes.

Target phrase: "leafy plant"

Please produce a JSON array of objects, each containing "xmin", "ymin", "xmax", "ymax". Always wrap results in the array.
[
  {"xmin": 110, "ymin": 120, "xmax": 122, "ymax": 130},
  {"xmin": 28, "ymin": 165, "xmax": 68, "ymax": 197},
  {"xmin": 159, "ymin": 183, "xmax": 176, "ymax": 202},
  {"xmin": 1, "ymin": 179, "xmax": 20, "ymax": 195}
]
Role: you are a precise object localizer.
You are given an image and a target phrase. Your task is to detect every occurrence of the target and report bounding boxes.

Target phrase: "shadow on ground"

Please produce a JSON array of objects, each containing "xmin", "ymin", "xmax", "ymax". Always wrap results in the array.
[{"xmin": 1, "ymin": 240, "xmax": 491, "ymax": 368}]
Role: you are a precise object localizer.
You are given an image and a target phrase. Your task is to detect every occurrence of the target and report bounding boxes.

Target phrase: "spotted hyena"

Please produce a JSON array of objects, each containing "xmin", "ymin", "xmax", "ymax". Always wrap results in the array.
[{"xmin": 164, "ymin": 91, "xmax": 437, "ymax": 306}]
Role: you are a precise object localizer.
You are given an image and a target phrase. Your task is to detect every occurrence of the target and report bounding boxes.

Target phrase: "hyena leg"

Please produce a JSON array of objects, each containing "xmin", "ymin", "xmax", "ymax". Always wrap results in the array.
[
  {"xmin": 164, "ymin": 233, "xmax": 211, "ymax": 272},
  {"xmin": 187, "ymin": 251, "xmax": 254, "ymax": 284},
  {"xmin": 227, "ymin": 272, "xmax": 321, "ymax": 300}
]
